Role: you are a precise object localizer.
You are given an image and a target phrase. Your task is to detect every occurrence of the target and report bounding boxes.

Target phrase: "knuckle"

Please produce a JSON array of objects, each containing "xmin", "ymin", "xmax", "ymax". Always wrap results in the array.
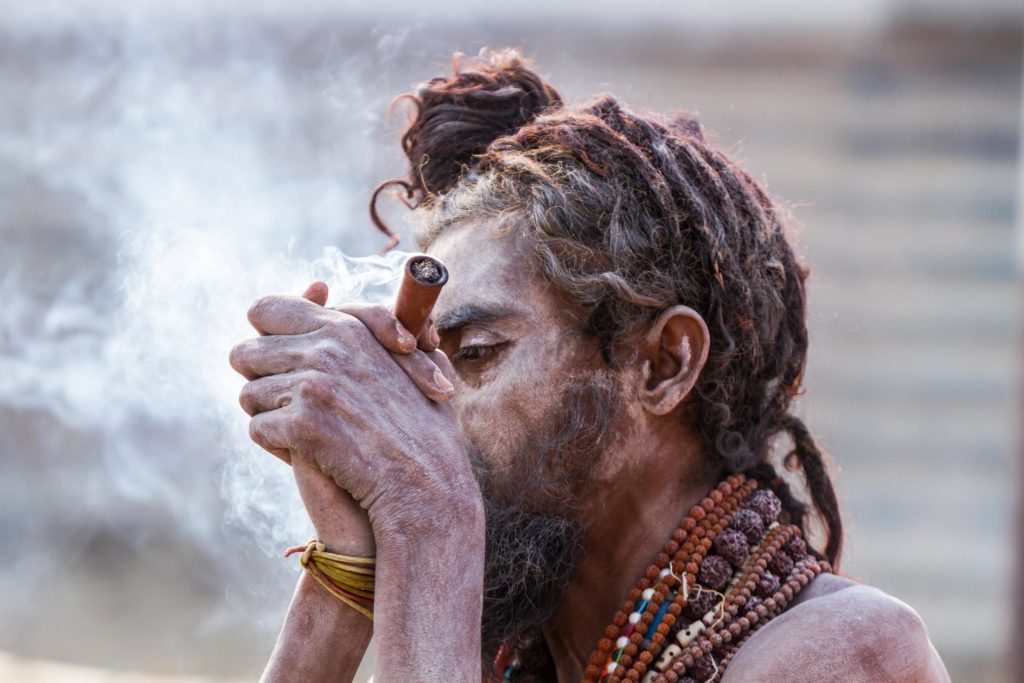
[
  {"xmin": 281, "ymin": 350, "xmax": 302, "ymax": 374},
  {"xmin": 297, "ymin": 373, "xmax": 333, "ymax": 404},
  {"xmin": 284, "ymin": 411, "xmax": 306, "ymax": 440},
  {"xmin": 318, "ymin": 316, "xmax": 345, "ymax": 340},
  {"xmin": 365, "ymin": 303, "xmax": 391, "ymax": 324},
  {"xmin": 228, "ymin": 341, "xmax": 247, "ymax": 370},
  {"xmin": 247, "ymin": 295, "xmax": 273, "ymax": 324},
  {"xmin": 238, "ymin": 384, "xmax": 255, "ymax": 414},
  {"xmin": 325, "ymin": 311, "xmax": 361, "ymax": 335},
  {"xmin": 362, "ymin": 306, "xmax": 394, "ymax": 336},
  {"xmin": 344, "ymin": 301, "xmax": 388, "ymax": 318},
  {"xmin": 308, "ymin": 338, "xmax": 345, "ymax": 369},
  {"xmin": 248, "ymin": 417, "xmax": 266, "ymax": 446}
]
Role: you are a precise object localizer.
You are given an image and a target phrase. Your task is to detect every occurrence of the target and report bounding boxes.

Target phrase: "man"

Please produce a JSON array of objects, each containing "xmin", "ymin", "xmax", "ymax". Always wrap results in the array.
[{"xmin": 229, "ymin": 49, "xmax": 950, "ymax": 681}]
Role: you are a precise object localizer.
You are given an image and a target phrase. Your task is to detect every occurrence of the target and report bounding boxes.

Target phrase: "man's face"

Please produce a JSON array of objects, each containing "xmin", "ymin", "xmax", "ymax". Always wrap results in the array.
[{"xmin": 428, "ymin": 221, "xmax": 630, "ymax": 647}]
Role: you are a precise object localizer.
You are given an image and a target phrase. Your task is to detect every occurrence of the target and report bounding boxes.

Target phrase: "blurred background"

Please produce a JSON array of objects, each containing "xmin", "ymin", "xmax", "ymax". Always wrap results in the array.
[{"xmin": 1, "ymin": 0, "xmax": 1021, "ymax": 681}]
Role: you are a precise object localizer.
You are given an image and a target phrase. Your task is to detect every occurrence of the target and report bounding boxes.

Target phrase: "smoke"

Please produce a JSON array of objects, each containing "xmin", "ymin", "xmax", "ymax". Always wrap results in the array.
[{"xmin": 0, "ymin": 2, "xmax": 442, "ymax": 644}]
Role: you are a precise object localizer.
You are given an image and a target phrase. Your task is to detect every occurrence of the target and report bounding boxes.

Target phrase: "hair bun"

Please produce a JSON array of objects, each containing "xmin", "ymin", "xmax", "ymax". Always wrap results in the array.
[
  {"xmin": 407, "ymin": 48, "xmax": 562, "ymax": 195},
  {"xmin": 409, "ymin": 48, "xmax": 561, "ymax": 193},
  {"xmin": 371, "ymin": 48, "xmax": 562, "ymax": 249}
]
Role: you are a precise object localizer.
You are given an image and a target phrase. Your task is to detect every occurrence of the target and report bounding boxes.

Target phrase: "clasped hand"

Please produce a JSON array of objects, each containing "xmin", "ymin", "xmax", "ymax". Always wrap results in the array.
[{"xmin": 229, "ymin": 282, "xmax": 476, "ymax": 552}]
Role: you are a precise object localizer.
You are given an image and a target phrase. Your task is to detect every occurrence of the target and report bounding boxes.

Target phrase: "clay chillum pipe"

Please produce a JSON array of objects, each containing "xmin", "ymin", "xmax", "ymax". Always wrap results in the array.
[{"xmin": 392, "ymin": 254, "xmax": 449, "ymax": 339}]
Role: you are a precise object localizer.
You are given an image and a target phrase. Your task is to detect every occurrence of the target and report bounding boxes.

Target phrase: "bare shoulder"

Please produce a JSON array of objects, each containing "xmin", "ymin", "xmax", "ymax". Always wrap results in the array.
[{"xmin": 721, "ymin": 574, "xmax": 951, "ymax": 682}]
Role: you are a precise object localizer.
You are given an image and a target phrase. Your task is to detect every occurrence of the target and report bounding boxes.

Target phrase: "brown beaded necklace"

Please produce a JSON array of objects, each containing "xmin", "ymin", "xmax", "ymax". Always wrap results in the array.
[{"xmin": 493, "ymin": 473, "xmax": 833, "ymax": 682}]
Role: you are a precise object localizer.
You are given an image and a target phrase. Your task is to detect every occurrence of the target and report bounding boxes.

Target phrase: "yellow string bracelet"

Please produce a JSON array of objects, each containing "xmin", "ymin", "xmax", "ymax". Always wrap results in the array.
[{"xmin": 284, "ymin": 539, "xmax": 376, "ymax": 621}]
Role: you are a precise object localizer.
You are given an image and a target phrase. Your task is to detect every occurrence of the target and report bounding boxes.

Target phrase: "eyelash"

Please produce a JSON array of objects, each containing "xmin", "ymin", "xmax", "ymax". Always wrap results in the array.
[{"xmin": 451, "ymin": 344, "xmax": 501, "ymax": 363}]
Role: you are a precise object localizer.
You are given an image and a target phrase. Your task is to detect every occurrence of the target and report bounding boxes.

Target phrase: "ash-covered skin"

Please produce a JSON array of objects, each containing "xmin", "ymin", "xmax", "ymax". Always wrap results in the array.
[
  {"xmin": 432, "ymin": 221, "xmax": 947, "ymax": 682},
  {"xmin": 424, "ymin": 221, "xmax": 730, "ymax": 678},
  {"xmin": 727, "ymin": 574, "xmax": 951, "ymax": 681},
  {"xmin": 238, "ymin": 217, "xmax": 951, "ymax": 682}
]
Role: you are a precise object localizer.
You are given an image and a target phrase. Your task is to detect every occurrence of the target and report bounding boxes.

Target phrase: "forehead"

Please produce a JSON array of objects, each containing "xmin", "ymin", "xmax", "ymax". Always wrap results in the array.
[{"xmin": 425, "ymin": 221, "xmax": 541, "ymax": 322}]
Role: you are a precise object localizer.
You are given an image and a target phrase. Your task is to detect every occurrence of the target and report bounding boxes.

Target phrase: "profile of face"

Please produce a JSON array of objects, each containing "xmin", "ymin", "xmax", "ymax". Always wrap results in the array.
[{"xmin": 428, "ymin": 220, "xmax": 635, "ymax": 649}]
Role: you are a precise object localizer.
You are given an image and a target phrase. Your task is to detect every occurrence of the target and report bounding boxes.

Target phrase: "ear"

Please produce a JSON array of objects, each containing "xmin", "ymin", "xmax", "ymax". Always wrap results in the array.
[{"xmin": 636, "ymin": 305, "xmax": 710, "ymax": 416}]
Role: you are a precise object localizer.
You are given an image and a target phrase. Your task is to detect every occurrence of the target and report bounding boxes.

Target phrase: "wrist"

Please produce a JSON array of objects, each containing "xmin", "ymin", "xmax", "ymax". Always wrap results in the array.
[
  {"xmin": 316, "ymin": 526, "xmax": 376, "ymax": 558},
  {"xmin": 368, "ymin": 442, "xmax": 484, "ymax": 546},
  {"xmin": 369, "ymin": 489, "xmax": 485, "ymax": 683},
  {"xmin": 261, "ymin": 572, "xmax": 373, "ymax": 682},
  {"xmin": 294, "ymin": 569, "xmax": 356, "ymax": 622},
  {"xmin": 292, "ymin": 459, "xmax": 376, "ymax": 557},
  {"xmin": 372, "ymin": 482, "xmax": 485, "ymax": 551}
]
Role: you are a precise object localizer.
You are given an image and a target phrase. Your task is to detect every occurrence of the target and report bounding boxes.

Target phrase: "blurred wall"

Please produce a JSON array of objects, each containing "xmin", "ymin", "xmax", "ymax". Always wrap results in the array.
[{"xmin": 0, "ymin": 1, "xmax": 1020, "ymax": 681}]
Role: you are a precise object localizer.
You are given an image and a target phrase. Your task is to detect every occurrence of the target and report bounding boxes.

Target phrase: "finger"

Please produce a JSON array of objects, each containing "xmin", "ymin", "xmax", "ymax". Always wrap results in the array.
[
  {"xmin": 390, "ymin": 348, "xmax": 455, "ymax": 403},
  {"xmin": 331, "ymin": 302, "xmax": 417, "ymax": 354},
  {"xmin": 302, "ymin": 281, "xmax": 329, "ymax": 307},
  {"xmin": 427, "ymin": 347, "xmax": 454, "ymax": 384},
  {"xmin": 230, "ymin": 334, "xmax": 308, "ymax": 380},
  {"xmin": 239, "ymin": 372, "xmax": 304, "ymax": 416},
  {"xmin": 249, "ymin": 410, "xmax": 293, "ymax": 465},
  {"xmin": 416, "ymin": 318, "xmax": 440, "ymax": 353},
  {"xmin": 248, "ymin": 294, "xmax": 327, "ymax": 336}
]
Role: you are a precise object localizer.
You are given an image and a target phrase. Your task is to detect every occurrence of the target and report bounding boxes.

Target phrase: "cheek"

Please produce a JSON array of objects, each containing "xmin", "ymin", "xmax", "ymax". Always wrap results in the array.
[{"xmin": 452, "ymin": 346, "xmax": 566, "ymax": 465}]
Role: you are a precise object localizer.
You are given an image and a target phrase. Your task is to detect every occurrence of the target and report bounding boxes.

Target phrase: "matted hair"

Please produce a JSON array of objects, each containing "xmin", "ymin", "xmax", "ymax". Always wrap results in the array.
[{"xmin": 371, "ymin": 48, "xmax": 843, "ymax": 567}]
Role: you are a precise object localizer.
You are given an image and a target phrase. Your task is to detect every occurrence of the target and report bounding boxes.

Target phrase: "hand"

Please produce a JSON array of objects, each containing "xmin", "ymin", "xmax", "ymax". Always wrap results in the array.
[
  {"xmin": 229, "ymin": 282, "xmax": 480, "ymax": 539},
  {"xmin": 237, "ymin": 282, "xmax": 485, "ymax": 683}
]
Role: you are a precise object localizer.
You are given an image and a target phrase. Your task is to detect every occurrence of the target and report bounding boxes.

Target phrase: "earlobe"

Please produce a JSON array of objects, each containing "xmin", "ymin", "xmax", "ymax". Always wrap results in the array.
[{"xmin": 637, "ymin": 306, "xmax": 709, "ymax": 416}]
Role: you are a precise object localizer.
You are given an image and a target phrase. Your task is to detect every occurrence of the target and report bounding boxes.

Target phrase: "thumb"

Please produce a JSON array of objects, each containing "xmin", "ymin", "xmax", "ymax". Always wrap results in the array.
[{"xmin": 301, "ymin": 281, "xmax": 329, "ymax": 307}]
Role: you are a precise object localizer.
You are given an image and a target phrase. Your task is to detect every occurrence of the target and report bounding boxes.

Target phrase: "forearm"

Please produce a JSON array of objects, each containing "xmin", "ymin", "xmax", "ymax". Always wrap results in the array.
[
  {"xmin": 261, "ymin": 571, "xmax": 374, "ymax": 683},
  {"xmin": 372, "ymin": 494, "xmax": 486, "ymax": 682}
]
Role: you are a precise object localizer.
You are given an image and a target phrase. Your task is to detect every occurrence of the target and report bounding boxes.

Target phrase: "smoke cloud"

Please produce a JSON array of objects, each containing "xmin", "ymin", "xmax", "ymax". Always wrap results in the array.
[{"xmin": 0, "ymin": 3, "xmax": 439, "ymax": 642}]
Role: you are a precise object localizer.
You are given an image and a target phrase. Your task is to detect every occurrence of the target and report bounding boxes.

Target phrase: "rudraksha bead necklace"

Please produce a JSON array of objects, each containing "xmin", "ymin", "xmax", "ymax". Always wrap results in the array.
[{"xmin": 493, "ymin": 473, "xmax": 832, "ymax": 682}]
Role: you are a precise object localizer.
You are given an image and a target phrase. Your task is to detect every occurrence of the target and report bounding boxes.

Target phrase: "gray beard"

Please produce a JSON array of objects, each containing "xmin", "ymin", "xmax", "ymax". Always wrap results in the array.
[{"xmin": 470, "ymin": 369, "xmax": 624, "ymax": 651}]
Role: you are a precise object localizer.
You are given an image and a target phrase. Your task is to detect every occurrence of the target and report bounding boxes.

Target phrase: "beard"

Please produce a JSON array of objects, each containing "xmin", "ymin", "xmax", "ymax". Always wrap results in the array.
[{"xmin": 468, "ymin": 368, "xmax": 625, "ymax": 653}]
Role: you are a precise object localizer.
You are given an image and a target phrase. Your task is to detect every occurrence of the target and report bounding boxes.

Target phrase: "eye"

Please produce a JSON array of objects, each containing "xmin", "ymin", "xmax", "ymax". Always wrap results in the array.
[
  {"xmin": 451, "ymin": 344, "xmax": 501, "ymax": 363},
  {"xmin": 456, "ymin": 344, "xmax": 499, "ymax": 360}
]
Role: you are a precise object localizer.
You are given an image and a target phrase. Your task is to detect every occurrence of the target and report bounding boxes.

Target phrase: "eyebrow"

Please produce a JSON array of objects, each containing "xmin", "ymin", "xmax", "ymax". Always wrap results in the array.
[{"xmin": 434, "ymin": 303, "xmax": 524, "ymax": 335}]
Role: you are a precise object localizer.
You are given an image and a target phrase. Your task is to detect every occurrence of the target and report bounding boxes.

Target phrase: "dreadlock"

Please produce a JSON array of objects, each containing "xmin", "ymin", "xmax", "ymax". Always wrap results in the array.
[{"xmin": 370, "ymin": 47, "xmax": 844, "ymax": 568}]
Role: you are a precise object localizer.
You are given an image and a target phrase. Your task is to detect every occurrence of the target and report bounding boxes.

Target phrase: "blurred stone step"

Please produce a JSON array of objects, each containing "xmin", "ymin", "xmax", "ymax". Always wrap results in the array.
[
  {"xmin": 808, "ymin": 393, "xmax": 1012, "ymax": 436},
  {"xmin": 812, "ymin": 429, "xmax": 1012, "ymax": 465},
  {"xmin": 807, "ymin": 277, "xmax": 1016, "ymax": 337},
  {"xmin": 809, "ymin": 243, "xmax": 1014, "ymax": 281},
  {"xmin": 808, "ymin": 350, "xmax": 1011, "ymax": 398}
]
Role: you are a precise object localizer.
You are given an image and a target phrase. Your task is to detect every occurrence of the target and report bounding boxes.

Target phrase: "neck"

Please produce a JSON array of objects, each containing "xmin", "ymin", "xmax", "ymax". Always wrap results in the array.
[{"xmin": 541, "ymin": 424, "xmax": 719, "ymax": 682}]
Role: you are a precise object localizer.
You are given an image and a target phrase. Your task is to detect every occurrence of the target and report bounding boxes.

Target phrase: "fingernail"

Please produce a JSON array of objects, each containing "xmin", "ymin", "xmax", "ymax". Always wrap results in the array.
[
  {"xmin": 396, "ymin": 321, "xmax": 416, "ymax": 349},
  {"xmin": 430, "ymin": 327, "xmax": 440, "ymax": 347},
  {"xmin": 434, "ymin": 368, "xmax": 454, "ymax": 394}
]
